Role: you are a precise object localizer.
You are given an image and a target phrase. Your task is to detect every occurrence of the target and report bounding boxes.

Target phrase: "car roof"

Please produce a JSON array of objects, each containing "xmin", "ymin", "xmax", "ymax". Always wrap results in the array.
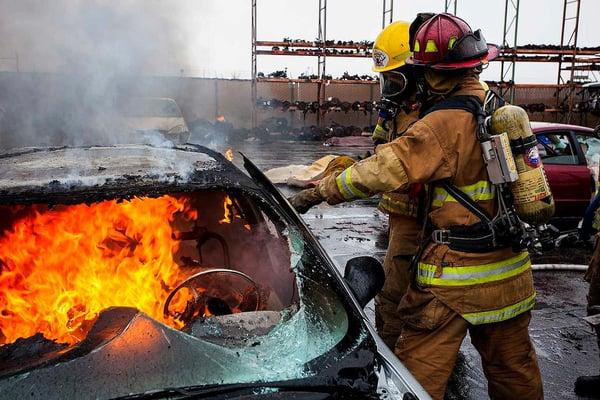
[
  {"xmin": 530, "ymin": 121, "xmax": 595, "ymax": 133},
  {"xmin": 0, "ymin": 144, "xmax": 259, "ymax": 204}
]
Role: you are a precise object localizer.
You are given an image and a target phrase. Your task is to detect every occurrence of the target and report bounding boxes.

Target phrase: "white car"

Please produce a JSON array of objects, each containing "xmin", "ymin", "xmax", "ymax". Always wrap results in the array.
[{"xmin": 121, "ymin": 97, "xmax": 190, "ymax": 144}]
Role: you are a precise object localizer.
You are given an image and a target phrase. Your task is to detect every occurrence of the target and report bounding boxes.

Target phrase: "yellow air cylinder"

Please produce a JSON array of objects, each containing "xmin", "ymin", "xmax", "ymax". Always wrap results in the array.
[{"xmin": 490, "ymin": 105, "xmax": 555, "ymax": 225}]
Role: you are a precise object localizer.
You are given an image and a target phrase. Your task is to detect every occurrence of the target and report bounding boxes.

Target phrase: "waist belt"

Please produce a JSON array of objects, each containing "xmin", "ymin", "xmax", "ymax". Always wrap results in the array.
[{"xmin": 431, "ymin": 221, "xmax": 506, "ymax": 253}]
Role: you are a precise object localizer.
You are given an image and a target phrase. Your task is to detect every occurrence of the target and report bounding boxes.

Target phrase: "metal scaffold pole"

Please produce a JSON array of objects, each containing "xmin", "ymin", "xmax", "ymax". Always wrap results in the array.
[
  {"xmin": 555, "ymin": 0, "xmax": 582, "ymax": 123},
  {"xmin": 382, "ymin": 0, "xmax": 394, "ymax": 28},
  {"xmin": 317, "ymin": 0, "xmax": 327, "ymax": 128},
  {"xmin": 251, "ymin": 0, "xmax": 257, "ymax": 130},
  {"xmin": 444, "ymin": 0, "xmax": 457, "ymax": 14},
  {"xmin": 500, "ymin": 0, "xmax": 520, "ymax": 103}
]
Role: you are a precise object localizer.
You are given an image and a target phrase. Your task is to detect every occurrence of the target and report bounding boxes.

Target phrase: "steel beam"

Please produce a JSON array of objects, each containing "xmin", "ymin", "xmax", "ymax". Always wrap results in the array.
[
  {"xmin": 251, "ymin": 0, "xmax": 257, "ymax": 130},
  {"xmin": 555, "ymin": 0, "xmax": 582, "ymax": 123},
  {"xmin": 444, "ymin": 0, "xmax": 457, "ymax": 14},
  {"xmin": 500, "ymin": 0, "xmax": 520, "ymax": 103},
  {"xmin": 317, "ymin": 0, "xmax": 327, "ymax": 127},
  {"xmin": 382, "ymin": 0, "xmax": 394, "ymax": 28}
]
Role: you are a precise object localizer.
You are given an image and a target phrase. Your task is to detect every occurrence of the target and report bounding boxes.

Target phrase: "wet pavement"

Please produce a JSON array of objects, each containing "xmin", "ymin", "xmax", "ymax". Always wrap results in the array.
[{"xmin": 223, "ymin": 141, "xmax": 599, "ymax": 400}]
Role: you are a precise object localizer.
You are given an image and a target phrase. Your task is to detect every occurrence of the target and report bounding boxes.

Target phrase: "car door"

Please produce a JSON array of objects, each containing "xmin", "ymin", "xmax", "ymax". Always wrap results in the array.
[
  {"xmin": 536, "ymin": 130, "xmax": 592, "ymax": 220},
  {"xmin": 574, "ymin": 131, "xmax": 600, "ymax": 191}
]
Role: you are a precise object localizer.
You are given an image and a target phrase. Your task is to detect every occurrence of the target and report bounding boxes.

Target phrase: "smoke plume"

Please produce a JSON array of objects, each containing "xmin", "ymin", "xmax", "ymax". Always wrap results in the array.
[{"xmin": 0, "ymin": 0, "xmax": 206, "ymax": 149}]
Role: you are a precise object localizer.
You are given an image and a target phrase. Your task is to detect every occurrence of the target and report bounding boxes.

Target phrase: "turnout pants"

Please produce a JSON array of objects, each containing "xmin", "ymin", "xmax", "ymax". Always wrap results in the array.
[
  {"xmin": 395, "ymin": 288, "xmax": 543, "ymax": 400},
  {"xmin": 375, "ymin": 215, "xmax": 420, "ymax": 349},
  {"xmin": 586, "ymin": 237, "xmax": 600, "ymax": 364}
]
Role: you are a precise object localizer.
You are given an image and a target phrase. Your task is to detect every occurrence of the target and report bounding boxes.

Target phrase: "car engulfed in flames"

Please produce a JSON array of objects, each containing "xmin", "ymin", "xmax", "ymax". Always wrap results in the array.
[
  {"xmin": 0, "ymin": 144, "xmax": 428, "ymax": 400},
  {"xmin": 0, "ymin": 193, "xmax": 245, "ymax": 346}
]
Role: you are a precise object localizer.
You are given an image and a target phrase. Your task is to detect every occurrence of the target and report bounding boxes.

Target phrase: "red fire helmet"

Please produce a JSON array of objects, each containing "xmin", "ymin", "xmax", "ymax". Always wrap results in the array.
[{"xmin": 406, "ymin": 13, "xmax": 499, "ymax": 70}]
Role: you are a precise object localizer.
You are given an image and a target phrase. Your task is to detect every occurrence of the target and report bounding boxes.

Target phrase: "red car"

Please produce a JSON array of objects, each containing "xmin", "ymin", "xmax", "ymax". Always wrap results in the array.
[{"xmin": 532, "ymin": 121, "xmax": 597, "ymax": 229}]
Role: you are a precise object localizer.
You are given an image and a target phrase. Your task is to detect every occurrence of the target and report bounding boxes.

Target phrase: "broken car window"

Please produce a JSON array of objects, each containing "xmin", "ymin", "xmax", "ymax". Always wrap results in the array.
[{"xmin": 0, "ymin": 190, "xmax": 355, "ymax": 399}]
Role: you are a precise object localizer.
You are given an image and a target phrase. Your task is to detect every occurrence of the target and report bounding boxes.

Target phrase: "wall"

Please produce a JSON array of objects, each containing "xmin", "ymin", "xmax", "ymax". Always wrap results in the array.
[{"xmin": 0, "ymin": 72, "xmax": 597, "ymax": 142}]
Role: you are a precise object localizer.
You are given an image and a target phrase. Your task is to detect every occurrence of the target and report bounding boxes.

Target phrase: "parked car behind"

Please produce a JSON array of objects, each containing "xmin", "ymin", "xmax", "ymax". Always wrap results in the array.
[
  {"xmin": 120, "ymin": 97, "xmax": 191, "ymax": 144},
  {"xmin": 532, "ymin": 121, "xmax": 597, "ymax": 230}
]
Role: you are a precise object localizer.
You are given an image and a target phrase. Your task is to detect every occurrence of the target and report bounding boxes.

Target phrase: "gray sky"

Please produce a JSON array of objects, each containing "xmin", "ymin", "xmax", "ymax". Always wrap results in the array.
[
  {"xmin": 191, "ymin": 0, "xmax": 600, "ymax": 83},
  {"xmin": 1, "ymin": 0, "xmax": 599, "ymax": 83}
]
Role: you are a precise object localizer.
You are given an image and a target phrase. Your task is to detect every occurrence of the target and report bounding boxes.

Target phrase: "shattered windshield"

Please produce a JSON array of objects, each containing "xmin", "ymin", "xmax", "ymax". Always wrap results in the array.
[{"xmin": 0, "ymin": 190, "xmax": 356, "ymax": 399}]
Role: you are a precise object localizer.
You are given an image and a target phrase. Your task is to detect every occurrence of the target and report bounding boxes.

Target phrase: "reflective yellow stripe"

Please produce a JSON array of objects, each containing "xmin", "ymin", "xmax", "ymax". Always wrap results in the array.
[
  {"xmin": 462, "ymin": 293, "xmax": 536, "ymax": 325},
  {"xmin": 393, "ymin": 50, "xmax": 413, "ymax": 62},
  {"xmin": 335, "ymin": 168, "xmax": 369, "ymax": 201},
  {"xmin": 417, "ymin": 252, "xmax": 530, "ymax": 287},
  {"xmin": 425, "ymin": 39, "xmax": 439, "ymax": 53},
  {"xmin": 431, "ymin": 181, "xmax": 495, "ymax": 208},
  {"xmin": 413, "ymin": 40, "xmax": 421, "ymax": 52},
  {"xmin": 448, "ymin": 36, "xmax": 458, "ymax": 49}
]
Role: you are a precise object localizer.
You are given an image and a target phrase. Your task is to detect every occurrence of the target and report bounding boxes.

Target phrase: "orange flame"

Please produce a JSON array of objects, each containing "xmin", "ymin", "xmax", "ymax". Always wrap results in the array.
[
  {"xmin": 219, "ymin": 195, "xmax": 233, "ymax": 224},
  {"xmin": 0, "ymin": 195, "xmax": 197, "ymax": 346},
  {"xmin": 224, "ymin": 148, "xmax": 234, "ymax": 161}
]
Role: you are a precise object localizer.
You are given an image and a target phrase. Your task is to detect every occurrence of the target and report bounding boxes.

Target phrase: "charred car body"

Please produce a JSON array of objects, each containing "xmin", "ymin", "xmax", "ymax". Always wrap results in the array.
[{"xmin": 0, "ymin": 145, "xmax": 427, "ymax": 400}]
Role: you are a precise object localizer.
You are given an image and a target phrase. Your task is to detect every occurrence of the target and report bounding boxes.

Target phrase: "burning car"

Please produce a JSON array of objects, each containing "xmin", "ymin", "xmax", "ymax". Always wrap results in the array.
[{"xmin": 0, "ymin": 145, "xmax": 427, "ymax": 399}]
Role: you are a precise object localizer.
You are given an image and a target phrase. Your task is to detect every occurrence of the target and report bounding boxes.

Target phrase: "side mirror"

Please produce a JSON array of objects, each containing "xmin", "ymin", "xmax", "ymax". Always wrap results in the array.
[{"xmin": 343, "ymin": 256, "xmax": 385, "ymax": 308}]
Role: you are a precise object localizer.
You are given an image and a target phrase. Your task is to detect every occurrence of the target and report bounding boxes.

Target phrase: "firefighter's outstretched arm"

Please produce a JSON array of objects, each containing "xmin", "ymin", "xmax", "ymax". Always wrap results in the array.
[
  {"xmin": 319, "ymin": 145, "xmax": 409, "ymax": 204},
  {"xmin": 289, "ymin": 121, "xmax": 452, "ymax": 213}
]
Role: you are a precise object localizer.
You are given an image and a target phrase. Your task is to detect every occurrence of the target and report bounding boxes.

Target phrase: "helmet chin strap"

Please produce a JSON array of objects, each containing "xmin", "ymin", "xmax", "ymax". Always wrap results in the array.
[{"xmin": 414, "ymin": 72, "xmax": 431, "ymax": 106}]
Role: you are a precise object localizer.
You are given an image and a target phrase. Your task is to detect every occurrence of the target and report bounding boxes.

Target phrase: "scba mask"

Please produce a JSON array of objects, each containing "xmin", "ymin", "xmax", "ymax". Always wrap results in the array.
[{"xmin": 379, "ymin": 70, "xmax": 408, "ymax": 102}]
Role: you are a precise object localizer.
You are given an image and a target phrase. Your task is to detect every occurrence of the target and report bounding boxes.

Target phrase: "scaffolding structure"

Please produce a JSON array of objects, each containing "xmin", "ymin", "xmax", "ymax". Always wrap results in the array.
[
  {"xmin": 382, "ymin": 0, "xmax": 394, "ymax": 28},
  {"xmin": 555, "ymin": 0, "xmax": 582, "ymax": 123},
  {"xmin": 251, "ymin": 0, "xmax": 389, "ymax": 128},
  {"xmin": 444, "ymin": 0, "xmax": 458, "ymax": 15},
  {"xmin": 251, "ymin": 0, "xmax": 257, "ymax": 130},
  {"xmin": 251, "ymin": 0, "xmax": 597, "ymax": 128}
]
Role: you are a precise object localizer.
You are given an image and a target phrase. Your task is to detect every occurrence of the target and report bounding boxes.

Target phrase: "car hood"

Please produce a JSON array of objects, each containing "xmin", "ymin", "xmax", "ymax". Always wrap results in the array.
[{"xmin": 0, "ymin": 144, "xmax": 260, "ymax": 205}]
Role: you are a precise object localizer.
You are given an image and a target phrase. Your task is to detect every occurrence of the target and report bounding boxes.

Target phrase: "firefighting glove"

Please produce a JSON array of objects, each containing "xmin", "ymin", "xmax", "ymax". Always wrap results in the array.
[
  {"xmin": 371, "ymin": 123, "xmax": 389, "ymax": 145},
  {"xmin": 288, "ymin": 187, "xmax": 324, "ymax": 214}
]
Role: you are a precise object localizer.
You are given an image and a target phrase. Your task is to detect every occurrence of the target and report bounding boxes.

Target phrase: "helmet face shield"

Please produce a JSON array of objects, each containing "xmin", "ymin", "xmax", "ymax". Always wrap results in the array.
[
  {"xmin": 446, "ymin": 29, "xmax": 489, "ymax": 61},
  {"xmin": 380, "ymin": 71, "xmax": 408, "ymax": 100}
]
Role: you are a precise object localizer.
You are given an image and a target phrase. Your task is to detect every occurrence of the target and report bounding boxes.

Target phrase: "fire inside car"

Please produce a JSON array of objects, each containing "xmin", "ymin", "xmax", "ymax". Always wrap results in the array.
[{"xmin": 0, "ymin": 187, "xmax": 352, "ymax": 399}]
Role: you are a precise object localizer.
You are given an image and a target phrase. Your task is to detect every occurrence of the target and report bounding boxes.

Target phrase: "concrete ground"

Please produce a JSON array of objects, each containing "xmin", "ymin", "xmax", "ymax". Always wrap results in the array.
[{"xmin": 225, "ymin": 141, "xmax": 599, "ymax": 400}]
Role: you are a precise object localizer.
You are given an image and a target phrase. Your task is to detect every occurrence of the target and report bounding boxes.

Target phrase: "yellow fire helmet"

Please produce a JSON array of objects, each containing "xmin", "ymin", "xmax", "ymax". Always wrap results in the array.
[{"xmin": 372, "ymin": 20, "xmax": 412, "ymax": 73}]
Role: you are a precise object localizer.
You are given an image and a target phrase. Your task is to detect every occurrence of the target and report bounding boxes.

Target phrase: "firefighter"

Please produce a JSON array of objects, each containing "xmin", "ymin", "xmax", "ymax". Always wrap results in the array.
[
  {"xmin": 575, "ymin": 240, "xmax": 600, "ymax": 396},
  {"xmin": 369, "ymin": 19, "xmax": 423, "ymax": 351},
  {"xmin": 575, "ymin": 196, "xmax": 600, "ymax": 396},
  {"xmin": 290, "ymin": 13, "xmax": 543, "ymax": 400}
]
